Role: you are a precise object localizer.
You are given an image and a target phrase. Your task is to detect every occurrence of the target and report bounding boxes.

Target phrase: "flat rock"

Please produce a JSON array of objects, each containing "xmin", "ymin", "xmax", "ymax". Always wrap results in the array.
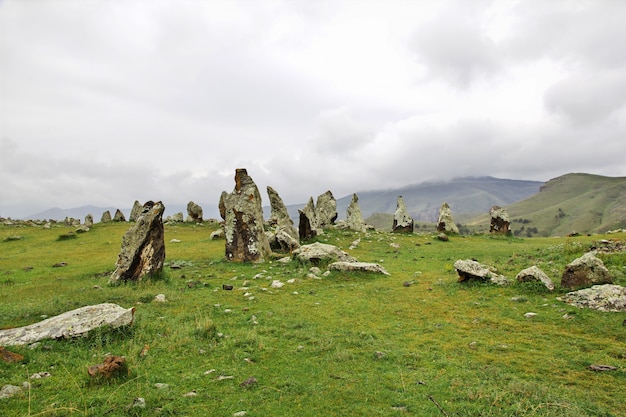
[
  {"xmin": 328, "ymin": 262, "xmax": 390, "ymax": 275},
  {"xmin": 558, "ymin": 284, "xmax": 626, "ymax": 312}
]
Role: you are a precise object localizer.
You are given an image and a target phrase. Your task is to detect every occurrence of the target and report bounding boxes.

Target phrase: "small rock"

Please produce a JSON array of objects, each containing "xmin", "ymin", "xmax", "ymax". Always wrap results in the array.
[
  {"xmin": 0, "ymin": 384, "xmax": 21, "ymax": 399},
  {"xmin": 240, "ymin": 377, "xmax": 257, "ymax": 387},
  {"xmin": 154, "ymin": 294, "xmax": 167, "ymax": 302},
  {"xmin": 588, "ymin": 364, "xmax": 617, "ymax": 372},
  {"xmin": 233, "ymin": 412, "xmax": 247, "ymax": 417},
  {"xmin": 183, "ymin": 390, "xmax": 197, "ymax": 397},
  {"xmin": 132, "ymin": 397, "xmax": 146, "ymax": 408},
  {"xmin": 170, "ymin": 239, "xmax": 181, "ymax": 243},
  {"xmin": 270, "ymin": 280, "xmax": 284, "ymax": 288},
  {"xmin": 155, "ymin": 383, "xmax": 169, "ymax": 389},
  {"xmin": 524, "ymin": 312, "xmax": 538, "ymax": 318},
  {"xmin": 30, "ymin": 372, "xmax": 51, "ymax": 379}
]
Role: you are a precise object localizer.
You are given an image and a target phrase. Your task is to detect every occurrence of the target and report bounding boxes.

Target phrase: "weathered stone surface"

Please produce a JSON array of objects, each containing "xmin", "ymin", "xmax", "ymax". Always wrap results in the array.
[
  {"xmin": 0, "ymin": 303, "xmax": 135, "ymax": 346},
  {"xmin": 84, "ymin": 214, "xmax": 94, "ymax": 227},
  {"xmin": 454, "ymin": 259, "xmax": 509, "ymax": 285},
  {"xmin": 298, "ymin": 197, "xmax": 319, "ymax": 240},
  {"xmin": 88, "ymin": 355, "xmax": 127, "ymax": 379},
  {"xmin": 293, "ymin": 242, "xmax": 356, "ymax": 265},
  {"xmin": 273, "ymin": 228, "xmax": 300, "ymax": 252},
  {"xmin": 561, "ymin": 252, "xmax": 612, "ymax": 289},
  {"xmin": 113, "ymin": 209, "xmax": 126, "ymax": 222},
  {"xmin": 315, "ymin": 190, "xmax": 338, "ymax": 228},
  {"xmin": 267, "ymin": 186, "xmax": 299, "ymax": 244},
  {"xmin": 516, "ymin": 266, "xmax": 554, "ymax": 290},
  {"xmin": 64, "ymin": 217, "xmax": 80, "ymax": 226},
  {"xmin": 489, "ymin": 206, "xmax": 510, "ymax": 234},
  {"xmin": 129, "ymin": 200, "xmax": 143, "ymax": 222},
  {"xmin": 171, "ymin": 212, "xmax": 184, "ymax": 222},
  {"xmin": 210, "ymin": 228, "xmax": 225, "ymax": 240},
  {"xmin": 0, "ymin": 384, "xmax": 21, "ymax": 399},
  {"xmin": 346, "ymin": 193, "xmax": 366, "ymax": 232},
  {"xmin": 392, "ymin": 196, "xmax": 414, "ymax": 233},
  {"xmin": 437, "ymin": 202, "xmax": 459, "ymax": 234},
  {"xmin": 187, "ymin": 201, "xmax": 203, "ymax": 223},
  {"xmin": 329, "ymin": 261, "xmax": 390, "ymax": 275},
  {"xmin": 558, "ymin": 284, "xmax": 626, "ymax": 312},
  {"xmin": 0, "ymin": 347, "xmax": 24, "ymax": 363},
  {"xmin": 110, "ymin": 201, "xmax": 166, "ymax": 282},
  {"xmin": 219, "ymin": 168, "xmax": 272, "ymax": 263},
  {"xmin": 101, "ymin": 210, "xmax": 112, "ymax": 223}
]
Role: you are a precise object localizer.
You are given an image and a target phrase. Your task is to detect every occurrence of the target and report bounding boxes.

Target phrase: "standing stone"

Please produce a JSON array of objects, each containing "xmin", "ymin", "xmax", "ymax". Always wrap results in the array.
[
  {"xmin": 346, "ymin": 193, "xmax": 366, "ymax": 233},
  {"xmin": 392, "ymin": 196, "xmax": 414, "ymax": 233},
  {"xmin": 109, "ymin": 201, "xmax": 165, "ymax": 283},
  {"xmin": 490, "ymin": 206, "xmax": 510, "ymax": 234},
  {"xmin": 219, "ymin": 168, "xmax": 272, "ymax": 263},
  {"xmin": 171, "ymin": 212, "xmax": 184, "ymax": 222},
  {"xmin": 187, "ymin": 201, "xmax": 203, "ymax": 223},
  {"xmin": 113, "ymin": 209, "xmax": 126, "ymax": 222},
  {"xmin": 561, "ymin": 252, "xmax": 612, "ymax": 289},
  {"xmin": 129, "ymin": 200, "xmax": 142, "ymax": 222},
  {"xmin": 315, "ymin": 190, "xmax": 338, "ymax": 228},
  {"xmin": 298, "ymin": 197, "xmax": 319, "ymax": 240},
  {"xmin": 437, "ymin": 202, "xmax": 459, "ymax": 234},
  {"xmin": 267, "ymin": 186, "xmax": 299, "ymax": 248},
  {"xmin": 101, "ymin": 210, "xmax": 112, "ymax": 223}
]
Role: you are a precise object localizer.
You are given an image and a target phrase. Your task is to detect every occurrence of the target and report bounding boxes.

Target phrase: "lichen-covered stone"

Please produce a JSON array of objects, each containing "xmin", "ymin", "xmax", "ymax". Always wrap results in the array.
[
  {"xmin": 298, "ymin": 197, "xmax": 319, "ymax": 240},
  {"xmin": 437, "ymin": 202, "xmax": 459, "ymax": 234},
  {"xmin": 328, "ymin": 261, "xmax": 389, "ymax": 275},
  {"xmin": 392, "ymin": 196, "xmax": 413, "ymax": 233},
  {"xmin": 454, "ymin": 259, "xmax": 509, "ymax": 285},
  {"xmin": 558, "ymin": 284, "xmax": 626, "ymax": 312},
  {"xmin": 561, "ymin": 252, "xmax": 612, "ymax": 289},
  {"xmin": 187, "ymin": 201, "xmax": 203, "ymax": 223},
  {"xmin": 129, "ymin": 200, "xmax": 143, "ymax": 222},
  {"xmin": 315, "ymin": 190, "xmax": 338, "ymax": 228},
  {"xmin": 516, "ymin": 265, "xmax": 554, "ymax": 290},
  {"xmin": 346, "ymin": 193, "xmax": 366, "ymax": 233},
  {"xmin": 489, "ymin": 206, "xmax": 510, "ymax": 234}
]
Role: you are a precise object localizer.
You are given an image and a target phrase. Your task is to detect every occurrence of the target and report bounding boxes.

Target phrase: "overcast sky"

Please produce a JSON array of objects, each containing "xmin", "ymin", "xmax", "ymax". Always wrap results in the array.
[{"xmin": 2, "ymin": 0, "xmax": 626, "ymax": 218}]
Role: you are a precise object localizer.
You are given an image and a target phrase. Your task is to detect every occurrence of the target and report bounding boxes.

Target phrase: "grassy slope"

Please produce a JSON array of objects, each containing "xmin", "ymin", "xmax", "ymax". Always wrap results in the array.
[{"xmin": 0, "ymin": 222, "xmax": 625, "ymax": 416}]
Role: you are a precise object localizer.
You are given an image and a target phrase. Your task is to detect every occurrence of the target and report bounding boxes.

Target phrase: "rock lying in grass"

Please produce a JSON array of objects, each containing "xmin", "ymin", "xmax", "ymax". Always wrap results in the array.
[
  {"xmin": 0, "ymin": 303, "xmax": 136, "ymax": 346},
  {"xmin": 292, "ymin": 242, "xmax": 356, "ymax": 265},
  {"xmin": 0, "ymin": 347, "xmax": 24, "ymax": 363},
  {"xmin": 0, "ymin": 384, "xmax": 22, "ymax": 399},
  {"xmin": 87, "ymin": 355, "xmax": 127, "ymax": 379},
  {"xmin": 561, "ymin": 252, "xmax": 612, "ymax": 289},
  {"xmin": 454, "ymin": 259, "xmax": 509, "ymax": 285},
  {"xmin": 558, "ymin": 284, "xmax": 626, "ymax": 312},
  {"xmin": 516, "ymin": 266, "xmax": 554, "ymax": 291},
  {"xmin": 329, "ymin": 262, "xmax": 390, "ymax": 275}
]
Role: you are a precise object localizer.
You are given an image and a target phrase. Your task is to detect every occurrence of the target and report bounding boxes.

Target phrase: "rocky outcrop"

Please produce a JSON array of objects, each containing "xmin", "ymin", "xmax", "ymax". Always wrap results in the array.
[
  {"xmin": 187, "ymin": 201, "xmax": 203, "ymax": 223},
  {"xmin": 0, "ymin": 303, "xmax": 135, "ymax": 346},
  {"xmin": 293, "ymin": 242, "xmax": 356, "ymax": 265},
  {"xmin": 113, "ymin": 209, "xmax": 126, "ymax": 222},
  {"xmin": 129, "ymin": 200, "xmax": 142, "ymax": 222},
  {"xmin": 101, "ymin": 210, "xmax": 112, "ymax": 223},
  {"xmin": 454, "ymin": 259, "xmax": 509, "ymax": 285},
  {"xmin": 392, "ymin": 196, "xmax": 413, "ymax": 233},
  {"xmin": 298, "ymin": 197, "xmax": 319, "ymax": 240},
  {"xmin": 219, "ymin": 168, "xmax": 272, "ymax": 263},
  {"xmin": 315, "ymin": 190, "xmax": 338, "ymax": 228},
  {"xmin": 558, "ymin": 284, "xmax": 626, "ymax": 312},
  {"xmin": 346, "ymin": 193, "xmax": 366, "ymax": 233},
  {"xmin": 561, "ymin": 252, "xmax": 612, "ymax": 289},
  {"xmin": 110, "ymin": 201, "xmax": 166, "ymax": 283},
  {"xmin": 489, "ymin": 206, "xmax": 510, "ymax": 234},
  {"xmin": 516, "ymin": 266, "xmax": 554, "ymax": 290},
  {"xmin": 437, "ymin": 202, "xmax": 459, "ymax": 234}
]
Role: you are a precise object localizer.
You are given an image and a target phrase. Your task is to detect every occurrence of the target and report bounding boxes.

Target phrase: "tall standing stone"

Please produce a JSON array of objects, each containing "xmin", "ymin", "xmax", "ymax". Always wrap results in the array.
[
  {"xmin": 392, "ymin": 196, "xmax": 414, "ymax": 233},
  {"xmin": 315, "ymin": 190, "xmax": 338, "ymax": 228},
  {"xmin": 129, "ymin": 200, "xmax": 142, "ymax": 222},
  {"xmin": 267, "ymin": 186, "xmax": 299, "ymax": 241},
  {"xmin": 490, "ymin": 206, "xmax": 510, "ymax": 234},
  {"xmin": 101, "ymin": 210, "xmax": 112, "ymax": 223},
  {"xmin": 110, "ymin": 201, "xmax": 166, "ymax": 283},
  {"xmin": 187, "ymin": 201, "xmax": 203, "ymax": 223},
  {"xmin": 346, "ymin": 193, "xmax": 366, "ymax": 233},
  {"xmin": 298, "ymin": 197, "xmax": 318, "ymax": 240},
  {"xmin": 113, "ymin": 209, "xmax": 126, "ymax": 222},
  {"xmin": 437, "ymin": 202, "xmax": 459, "ymax": 234},
  {"xmin": 219, "ymin": 169, "xmax": 272, "ymax": 263}
]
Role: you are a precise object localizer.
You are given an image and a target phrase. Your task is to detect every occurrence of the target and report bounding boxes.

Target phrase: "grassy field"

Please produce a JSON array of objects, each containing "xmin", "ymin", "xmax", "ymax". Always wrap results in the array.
[{"xmin": 1, "ymin": 221, "xmax": 625, "ymax": 416}]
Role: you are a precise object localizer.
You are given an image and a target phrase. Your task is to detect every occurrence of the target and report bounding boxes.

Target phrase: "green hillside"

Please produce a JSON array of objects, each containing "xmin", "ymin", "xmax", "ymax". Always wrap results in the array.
[{"xmin": 466, "ymin": 173, "xmax": 626, "ymax": 236}]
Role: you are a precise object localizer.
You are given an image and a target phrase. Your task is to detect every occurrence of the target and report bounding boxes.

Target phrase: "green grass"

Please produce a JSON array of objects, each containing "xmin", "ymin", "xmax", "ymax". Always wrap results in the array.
[{"xmin": 1, "ymin": 222, "xmax": 625, "ymax": 416}]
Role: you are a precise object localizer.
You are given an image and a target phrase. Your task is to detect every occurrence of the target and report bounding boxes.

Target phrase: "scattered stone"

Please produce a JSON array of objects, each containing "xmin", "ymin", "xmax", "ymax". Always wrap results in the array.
[
  {"xmin": 219, "ymin": 168, "xmax": 272, "ymax": 263},
  {"xmin": 0, "ymin": 303, "xmax": 136, "ymax": 346},
  {"xmin": 210, "ymin": 228, "xmax": 225, "ymax": 240},
  {"xmin": 101, "ymin": 210, "xmax": 112, "ymax": 223},
  {"xmin": 233, "ymin": 412, "xmax": 247, "ymax": 417},
  {"xmin": 132, "ymin": 397, "xmax": 146, "ymax": 408},
  {"xmin": 113, "ymin": 209, "xmax": 126, "ymax": 222},
  {"xmin": 349, "ymin": 238, "xmax": 361, "ymax": 250},
  {"xmin": 588, "ymin": 364, "xmax": 617, "ymax": 372},
  {"xmin": 392, "ymin": 196, "xmax": 414, "ymax": 233},
  {"xmin": 271, "ymin": 280, "xmax": 285, "ymax": 288},
  {"xmin": 453, "ymin": 259, "xmax": 509, "ymax": 285},
  {"xmin": 87, "ymin": 355, "xmax": 127, "ymax": 379},
  {"xmin": 0, "ymin": 347, "xmax": 24, "ymax": 363},
  {"xmin": 436, "ymin": 233, "xmax": 449, "ymax": 242},
  {"xmin": 155, "ymin": 383, "xmax": 169, "ymax": 389},
  {"xmin": 183, "ymin": 390, "xmax": 197, "ymax": 397},
  {"xmin": 315, "ymin": 190, "xmax": 338, "ymax": 228},
  {"xmin": 222, "ymin": 284, "xmax": 234, "ymax": 290},
  {"xmin": 110, "ymin": 201, "xmax": 166, "ymax": 283},
  {"xmin": 524, "ymin": 312, "xmax": 537, "ymax": 318},
  {"xmin": 558, "ymin": 284, "xmax": 626, "ymax": 312},
  {"xmin": 52, "ymin": 262, "xmax": 67, "ymax": 268},
  {"xmin": 516, "ymin": 266, "xmax": 555, "ymax": 291},
  {"xmin": 75, "ymin": 225, "xmax": 90, "ymax": 233},
  {"xmin": 561, "ymin": 252, "xmax": 612, "ymax": 289},
  {"xmin": 346, "ymin": 193, "xmax": 367, "ymax": 232},
  {"xmin": 292, "ymin": 242, "xmax": 357, "ymax": 265},
  {"xmin": 328, "ymin": 261, "xmax": 390, "ymax": 275},
  {"xmin": 489, "ymin": 206, "xmax": 510, "ymax": 234},
  {"xmin": 129, "ymin": 200, "xmax": 143, "ymax": 222},
  {"xmin": 154, "ymin": 294, "xmax": 167, "ymax": 302},
  {"xmin": 187, "ymin": 201, "xmax": 203, "ymax": 223},
  {"xmin": 240, "ymin": 377, "xmax": 257, "ymax": 388},
  {"xmin": 0, "ymin": 384, "xmax": 21, "ymax": 399},
  {"xmin": 436, "ymin": 202, "xmax": 459, "ymax": 234},
  {"xmin": 29, "ymin": 371, "xmax": 51, "ymax": 379}
]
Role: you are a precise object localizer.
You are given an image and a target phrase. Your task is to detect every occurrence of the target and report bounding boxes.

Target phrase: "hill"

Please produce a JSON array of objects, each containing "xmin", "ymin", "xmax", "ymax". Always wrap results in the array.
[{"xmin": 465, "ymin": 173, "xmax": 626, "ymax": 236}]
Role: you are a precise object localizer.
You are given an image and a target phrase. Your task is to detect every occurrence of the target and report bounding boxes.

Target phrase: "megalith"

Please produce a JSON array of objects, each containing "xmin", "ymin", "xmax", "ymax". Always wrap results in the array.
[
  {"xmin": 489, "ymin": 206, "xmax": 510, "ymax": 234},
  {"xmin": 84, "ymin": 214, "xmax": 94, "ymax": 227},
  {"xmin": 315, "ymin": 190, "xmax": 338, "ymax": 228},
  {"xmin": 129, "ymin": 200, "xmax": 142, "ymax": 222},
  {"xmin": 437, "ymin": 202, "xmax": 459, "ymax": 234},
  {"xmin": 267, "ymin": 186, "xmax": 299, "ymax": 251},
  {"xmin": 219, "ymin": 168, "xmax": 272, "ymax": 263},
  {"xmin": 346, "ymin": 193, "xmax": 366, "ymax": 233},
  {"xmin": 298, "ymin": 197, "xmax": 319, "ymax": 240},
  {"xmin": 561, "ymin": 252, "xmax": 612, "ymax": 289},
  {"xmin": 392, "ymin": 196, "xmax": 414, "ymax": 233},
  {"xmin": 113, "ymin": 209, "xmax": 126, "ymax": 222},
  {"xmin": 110, "ymin": 201, "xmax": 166, "ymax": 283},
  {"xmin": 187, "ymin": 201, "xmax": 203, "ymax": 223},
  {"xmin": 101, "ymin": 210, "xmax": 112, "ymax": 223}
]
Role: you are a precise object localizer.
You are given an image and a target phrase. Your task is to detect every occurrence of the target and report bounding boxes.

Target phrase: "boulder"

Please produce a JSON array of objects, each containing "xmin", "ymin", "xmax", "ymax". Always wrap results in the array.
[
  {"xmin": 101, "ymin": 210, "xmax": 112, "ymax": 223},
  {"xmin": 113, "ymin": 209, "xmax": 126, "ymax": 222},
  {"xmin": 129, "ymin": 200, "xmax": 143, "ymax": 222},
  {"xmin": 315, "ymin": 190, "xmax": 338, "ymax": 228},
  {"xmin": 110, "ymin": 201, "xmax": 166, "ymax": 283},
  {"xmin": 298, "ymin": 197, "xmax": 319, "ymax": 240},
  {"xmin": 171, "ymin": 212, "xmax": 184, "ymax": 222},
  {"xmin": 516, "ymin": 265, "xmax": 554, "ymax": 290},
  {"xmin": 392, "ymin": 196, "xmax": 414, "ymax": 233},
  {"xmin": 84, "ymin": 214, "xmax": 94, "ymax": 227},
  {"xmin": 558, "ymin": 284, "xmax": 626, "ymax": 312},
  {"xmin": 293, "ymin": 242, "xmax": 356, "ymax": 265},
  {"xmin": 489, "ymin": 206, "xmax": 510, "ymax": 234},
  {"xmin": 328, "ymin": 261, "xmax": 390, "ymax": 275},
  {"xmin": 0, "ymin": 303, "xmax": 135, "ymax": 346},
  {"xmin": 219, "ymin": 168, "xmax": 272, "ymax": 263},
  {"xmin": 210, "ymin": 228, "xmax": 225, "ymax": 240},
  {"xmin": 273, "ymin": 228, "xmax": 300, "ymax": 252},
  {"xmin": 454, "ymin": 259, "xmax": 509, "ymax": 285},
  {"xmin": 436, "ymin": 202, "xmax": 459, "ymax": 234},
  {"xmin": 346, "ymin": 193, "xmax": 366, "ymax": 233},
  {"xmin": 187, "ymin": 201, "xmax": 203, "ymax": 223},
  {"xmin": 561, "ymin": 252, "xmax": 612, "ymax": 289}
]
